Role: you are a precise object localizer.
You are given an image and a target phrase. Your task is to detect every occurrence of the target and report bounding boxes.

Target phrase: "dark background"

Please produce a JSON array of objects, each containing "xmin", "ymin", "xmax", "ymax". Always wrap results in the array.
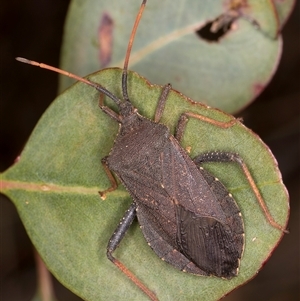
[{"xmin": 1, "ymin": 0, "xmax": 299, "ymax": 300}]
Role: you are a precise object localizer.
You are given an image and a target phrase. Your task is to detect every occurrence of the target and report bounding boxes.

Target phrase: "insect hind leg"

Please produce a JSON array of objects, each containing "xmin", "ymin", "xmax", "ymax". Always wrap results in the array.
[
  {"xmin": 193, "ymin": 151, "xmax": 288, "ymax": 233},
  {"xmin": 106, "ymin": 202, "xmax": 159, "ymax": 301}
]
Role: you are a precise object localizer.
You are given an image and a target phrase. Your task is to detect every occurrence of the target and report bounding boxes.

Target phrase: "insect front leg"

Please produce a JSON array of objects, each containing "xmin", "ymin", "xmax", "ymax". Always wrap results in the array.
[
  {"xmin": 107, "ymin": 202, "xmax": 158, "ymax": 301},
  {"xmin": 193, "ymin": 151, "xmax": 288, "ymax": 233},
  {"xmin": 98, "ymin": 93, "xmax": 122, "ymax": 122},
  {"xmin": 154, "ymin": 83, "xmax": 172, "ymax": 123},
  {"xmin": 99, "ymin": 157, "xmax": 118, "ymax": 200}
]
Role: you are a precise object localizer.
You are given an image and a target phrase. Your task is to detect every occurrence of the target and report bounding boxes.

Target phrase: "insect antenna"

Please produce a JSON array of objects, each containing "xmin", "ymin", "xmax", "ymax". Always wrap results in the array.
[
  {"xmin": 121, "ymin": 0, "xmax": 147, "ymax": 102},
  {"xmin": 16, "ymin": 0, "xmax": 147, "ymax": 108},
  {"xmin": 15, "ymin": 57, "xmax": 122, "ymax": 105}
]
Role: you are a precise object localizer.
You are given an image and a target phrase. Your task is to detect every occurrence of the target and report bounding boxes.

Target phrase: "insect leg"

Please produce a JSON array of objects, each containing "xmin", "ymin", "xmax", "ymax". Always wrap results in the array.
[
  {"xmin": 98, "ymin": 157, "xmax": 118, "ymax": 200},
  {"xmin": 175, "ymin": 111, "xmax": 239, "ymax": 142},
  {"xmin": 154, "ymin": 84, "xmax": 172, "ymax": 123},
  {"xmin": 98, "ymin": 94, "xmax": 122, "ymax": 122},
  {"xmin": 107, "ymin": 202, "xmax": 158, "ymax": 301},
  {"xmin": 193, "ymin": 151, "xmax": 288, "ymax": 233}
]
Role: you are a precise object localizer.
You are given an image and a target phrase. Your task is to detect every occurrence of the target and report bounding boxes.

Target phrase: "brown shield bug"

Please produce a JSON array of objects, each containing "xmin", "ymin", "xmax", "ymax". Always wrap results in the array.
[{"xmin": 16, "ymin": 0, "xmax": 288, "ymax": 300}]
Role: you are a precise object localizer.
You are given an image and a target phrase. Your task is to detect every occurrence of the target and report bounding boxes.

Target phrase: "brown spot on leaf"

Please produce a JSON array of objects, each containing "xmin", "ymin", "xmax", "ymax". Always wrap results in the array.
[
  {"xmin": 253, "ymin": 83, "xmax": 265, "ymax": 97},
  {"xmin": 98, "ymin": 13, "xmax": 114, "ymax": 68},
  {"xmin": 229, "ymin": 0, "xmax": 248, "ymax": 10}
]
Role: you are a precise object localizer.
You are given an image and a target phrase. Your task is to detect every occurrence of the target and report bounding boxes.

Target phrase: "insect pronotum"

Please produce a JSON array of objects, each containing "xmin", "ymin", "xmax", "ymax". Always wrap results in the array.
[{"xmin": 16, "ymin": 1, "xmax": 287, "ymax": 300}]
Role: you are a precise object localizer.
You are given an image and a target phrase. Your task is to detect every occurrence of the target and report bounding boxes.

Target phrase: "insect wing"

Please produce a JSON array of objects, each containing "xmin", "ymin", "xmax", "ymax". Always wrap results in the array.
[{"xmin": 175, "ymin": 204, "xmax": 241, "ymax": 278}]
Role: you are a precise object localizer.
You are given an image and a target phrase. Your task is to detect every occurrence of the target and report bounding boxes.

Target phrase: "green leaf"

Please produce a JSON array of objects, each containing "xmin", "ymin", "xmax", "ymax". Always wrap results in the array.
[
  {"xmin": 59, "ymin": 0, "xmax": 293, "ymax": 113},
  {"xmin": 274, "ymin": 0, "xmax": 296, "ymax": 29},
  {"xmin": 245, "ymin": 0, "xmax": 296, "ymax": 38},
  {"xmin": 1, "ymin": 69, "xmax": 289, "ymax": 301}
]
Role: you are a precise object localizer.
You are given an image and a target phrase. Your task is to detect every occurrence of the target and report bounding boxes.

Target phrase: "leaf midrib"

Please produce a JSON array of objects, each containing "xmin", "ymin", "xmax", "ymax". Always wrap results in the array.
[{"xmin": 115, "ymin": 21, "xmax": 203, "ymax": 68}]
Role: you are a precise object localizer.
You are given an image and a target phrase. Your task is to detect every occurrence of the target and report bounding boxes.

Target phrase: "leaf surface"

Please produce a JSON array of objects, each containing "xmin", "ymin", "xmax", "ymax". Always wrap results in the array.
[
  {"xmin": 1, "ymin": 69, "xmax": 289, "ymax": 301},
  {"xmin": 59, "ymin": 0, "xmax": 293, "ymax": 113}
]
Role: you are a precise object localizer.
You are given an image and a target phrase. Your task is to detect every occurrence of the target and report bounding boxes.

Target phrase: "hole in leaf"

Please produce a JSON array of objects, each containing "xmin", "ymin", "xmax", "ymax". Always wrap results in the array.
[{"xmin": 196, "ymin": 17, "xmax": 234, "ymax": 42}]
